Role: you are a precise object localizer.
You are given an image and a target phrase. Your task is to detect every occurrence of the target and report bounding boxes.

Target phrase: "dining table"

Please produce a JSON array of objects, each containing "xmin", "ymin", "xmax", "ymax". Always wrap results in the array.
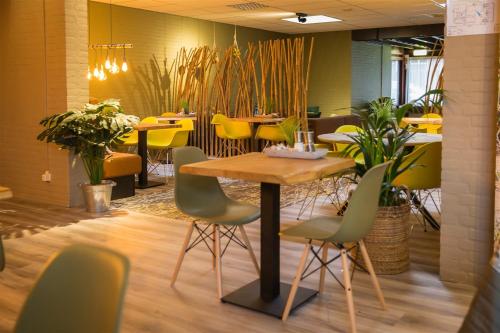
[
  {"xmin": 134, "ymin": 123, "xmax": 180, "ymax": 189},
  {"xmin": 180, "ymin": 152, "xmax": 355, "ymax": 318},
  {"xmin": 317, "ymin": 132, "xmax": 442, "ymax": 146},
  {"xmin": 233, "ymin": 117, "xmax": 285, "ymax": 152},
  {"xmin": 157, "ymin": 116, "xmax": 197, "ymax": 123},
  {"xmin": 402, "ymin": 117, "xmax": 442, "ymax": 125}
]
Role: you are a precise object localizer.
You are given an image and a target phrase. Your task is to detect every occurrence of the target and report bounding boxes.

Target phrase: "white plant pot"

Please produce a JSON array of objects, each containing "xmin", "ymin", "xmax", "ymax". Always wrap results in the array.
[{"xmin": 81, "ymin": 180, "xmax": 116, "ymax": 213}]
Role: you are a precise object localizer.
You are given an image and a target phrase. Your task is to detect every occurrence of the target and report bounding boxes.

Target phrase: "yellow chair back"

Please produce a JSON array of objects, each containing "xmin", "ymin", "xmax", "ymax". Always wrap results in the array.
[
  {"xmin": 211, "ymin": 114, "xmax": 228, "ymax": 139},
  {"xmin": 392, "ymin": 142, "xmax": 442, "ymax": 190},
  {"xmin": 161, "ymin": 112, "xmax": 177, "ymax": 117},
  {"xmin": 417, "ymin": 113, "xmax": 442, "ymax": 134},
  {"xmin": 140, "ymin": 116, "xmax": 159, "ymax": 124},
  {"xmin": 335, "ymin": 125, "xmax": 364, "ymax": 164}
]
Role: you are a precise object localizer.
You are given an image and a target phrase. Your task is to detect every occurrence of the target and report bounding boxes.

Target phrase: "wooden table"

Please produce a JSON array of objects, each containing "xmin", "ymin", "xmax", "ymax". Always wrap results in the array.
[
  {"xmin": 134, "ymin": 123, "xmax": 180, "ymax": 189},
  {"xmin": 0, "ymin": 186, "xmax": 12, "ymax": 201},
  {"xmin": 318, "ymin": 132, "xmax": 442, "ymax": 146},
  {"xmin": 402, "ymin": 117, "xmax": 442, "ymax": 125},
  {"xmin": 157, "ymin": 116, "xmax": 197, "ymax": 123},
  {"xmin": 181, "ymin": 153, "xmax": 355, "ymax": 318},
  {"xmin": 233, "ymin": 117, "xmax": 285, "ymax": 152}
]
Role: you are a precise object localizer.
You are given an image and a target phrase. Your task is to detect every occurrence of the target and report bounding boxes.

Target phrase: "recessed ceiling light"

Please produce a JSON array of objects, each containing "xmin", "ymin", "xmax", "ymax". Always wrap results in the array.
[
  {"xmin": 413, "ymin": 49, "xmax": 429, "ymax": 56},
  {"xmin": 282, "ymin": 15, "xmax": 342, "ymax": 24},
  {"xmin": 431, "ymin": 0, "xmax": 446, "ymax": 8}
]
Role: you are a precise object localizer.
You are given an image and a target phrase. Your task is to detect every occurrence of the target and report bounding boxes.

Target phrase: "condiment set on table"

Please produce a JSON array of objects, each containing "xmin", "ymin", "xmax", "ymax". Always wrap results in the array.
[{"xmin": 263, "ymin": 130, "xmax": 329, "ymax": 160}]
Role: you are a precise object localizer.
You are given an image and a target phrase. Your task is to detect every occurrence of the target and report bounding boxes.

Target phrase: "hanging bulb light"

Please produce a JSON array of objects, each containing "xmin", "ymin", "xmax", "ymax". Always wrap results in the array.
[
  {"xmin": 93, "ymin": 48, "xmax": 99, "ymax": 77},
  {"xmin": 87, "ymin": 66, "xmax": 92, "ymax": 80},
  {"xmin": 110, "ymin": 48, "xmax": 119, "ymax": 74},
  {"xmin": 104, "ymin": 49, "xmax": 111, "ymax": 70},
  {"xmin": 121, "ymin": 46, "xmax": 128, "ymax": 72},
  {"xmin": 99, "ymin": 64, "xmax": 107, "ymax": 81}
]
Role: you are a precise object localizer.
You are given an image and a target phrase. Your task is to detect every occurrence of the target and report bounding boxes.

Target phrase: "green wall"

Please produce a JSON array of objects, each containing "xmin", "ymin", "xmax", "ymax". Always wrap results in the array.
[
  {"xmin": 351, "ymin": 41, "xmax": 392, "ymax": 108},
  {"xmin": 89, "ymin": 2, "xmax": 354, "ymax": 118},
  {"xmin": 89, "ymin": 2, "xmax": 285, "ymax": 118},
  {"xmin": 303, "ymin": 31, "xmax": 352, "ymax": 116}
]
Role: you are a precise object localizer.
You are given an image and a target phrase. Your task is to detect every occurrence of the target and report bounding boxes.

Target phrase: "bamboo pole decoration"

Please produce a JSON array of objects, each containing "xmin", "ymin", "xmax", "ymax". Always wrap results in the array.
[{"xmin": 157, "ymin": 36, "xmax": 314, "ymax": 156}]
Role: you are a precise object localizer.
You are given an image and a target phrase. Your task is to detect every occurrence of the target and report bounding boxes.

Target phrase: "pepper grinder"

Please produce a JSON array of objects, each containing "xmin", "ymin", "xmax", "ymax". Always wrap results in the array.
[
  {"xmin": 294, "ymin": 131, "xmax": 304, "ymax": 152},
  {"xmin": 304, "ymin": 131, "xmax": 315, "ymax": 152}
]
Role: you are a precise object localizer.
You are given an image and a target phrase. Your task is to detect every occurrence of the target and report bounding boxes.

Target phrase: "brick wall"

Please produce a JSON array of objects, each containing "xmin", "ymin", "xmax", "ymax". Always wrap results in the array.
[
  {"xmin": 0, "ymin": 0, "xmax": 88, "ymax": 206},
  {"xmin": 440, "ymin": 34, "xmax": 498, "ymax": 284}
]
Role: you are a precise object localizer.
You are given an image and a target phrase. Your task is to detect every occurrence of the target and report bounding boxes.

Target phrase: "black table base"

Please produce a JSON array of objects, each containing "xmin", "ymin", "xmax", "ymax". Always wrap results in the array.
[
  {"xmin": 221, "ymin": 280, "xmax": 318, "ymax": 318},
  {"xmin": 135, "ymin": 180, "xmax": 164, "ymax": 189}
]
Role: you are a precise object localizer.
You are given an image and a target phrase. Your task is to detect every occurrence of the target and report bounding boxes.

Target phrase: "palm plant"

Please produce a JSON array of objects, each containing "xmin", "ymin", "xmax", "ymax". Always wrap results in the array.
[
  {"xmin": 37, "ymin": 100, "xmax": 139, "ymax": 185},
  {"xmin": 345, "ymin": 99, "xmax": 422, "ymax": 206}
]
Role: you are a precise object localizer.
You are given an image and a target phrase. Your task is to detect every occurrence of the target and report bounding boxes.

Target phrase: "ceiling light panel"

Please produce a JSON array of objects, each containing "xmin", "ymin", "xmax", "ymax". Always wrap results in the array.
[{"xmin": 282, "ymin": 15, "xmax": 342, "ymax": 24}]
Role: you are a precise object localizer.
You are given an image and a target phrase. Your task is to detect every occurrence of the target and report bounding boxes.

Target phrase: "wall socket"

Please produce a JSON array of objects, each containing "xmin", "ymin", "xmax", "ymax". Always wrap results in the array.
[{"xmin": 41, "ymin": 170, "xmax": 52, "ymax": 182}]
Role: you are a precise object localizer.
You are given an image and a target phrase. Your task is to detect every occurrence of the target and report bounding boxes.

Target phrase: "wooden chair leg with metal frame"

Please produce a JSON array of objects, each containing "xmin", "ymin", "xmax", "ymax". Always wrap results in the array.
[
  {"xmin": 282, "ymin": 240, "xmax": 386, "ymax": 333},
  {"xmin": 170, "ymin": 221, "xmax": 260, "ymax": 298}
]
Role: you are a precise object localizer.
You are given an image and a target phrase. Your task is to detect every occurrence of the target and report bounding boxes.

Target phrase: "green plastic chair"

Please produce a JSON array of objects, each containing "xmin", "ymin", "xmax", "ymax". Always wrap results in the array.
[
  {"xmin": 14, "ymin": 244, "xmax": 129, "ymax": 333},
  {"xmin": 171, "ymin": 146, "xmax": 260, "ymax": 299},
  {"xmin": 281, "ymin": 162, "xmax": 390, "ymax": 333}
]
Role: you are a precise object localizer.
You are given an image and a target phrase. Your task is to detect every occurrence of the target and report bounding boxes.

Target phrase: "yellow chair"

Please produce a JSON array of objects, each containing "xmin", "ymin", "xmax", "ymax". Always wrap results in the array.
[
  {"xmin": 418, "ymin": 113, "xmax": 442, "ymax": 134},
  {"xmin": 393, "ymin": 142, "xmax": 442, "ymax": 230},
  {"xmin": 211, "ymin": 114, "xmax": 252, "ymax": 156},
  {"xmin": 161, "ymin": 112, "xmax": 178, "ymax": 117},
  {"xmin": 147, "ymin": 119, "xmax": 194, "ymax": 177},
  {"xmin": 334, "ymin": 125, "xmax": 365, "ymax": 165},
  {"xmin": 255, "ymin": 124, "xmax": 286, "ymax": 143}
]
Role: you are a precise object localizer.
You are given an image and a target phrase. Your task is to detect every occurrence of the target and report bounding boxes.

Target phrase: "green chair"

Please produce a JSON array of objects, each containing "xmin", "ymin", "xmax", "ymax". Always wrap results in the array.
[
  {"xmin": 14, "ymin": 244, "xmax": 129, "ymax": 333},
  {"xmin": 281, "ymin": 162, "xmax": 390, "ymax": 333},
  {"xmin": 170, "ymin": 146, "xmax": 260, "ymax": 299}
]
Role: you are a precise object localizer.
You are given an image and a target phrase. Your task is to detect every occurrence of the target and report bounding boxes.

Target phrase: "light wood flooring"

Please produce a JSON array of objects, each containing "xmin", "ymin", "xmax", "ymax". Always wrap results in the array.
[{"xmin": 0, "ymin": 192, "xmax": 475, "ymax": 333}]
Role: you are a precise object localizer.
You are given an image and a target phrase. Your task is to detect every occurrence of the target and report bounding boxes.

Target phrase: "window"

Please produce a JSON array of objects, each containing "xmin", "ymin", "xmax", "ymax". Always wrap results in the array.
[
  {"xmin": 406, "ymin": 57, "xmax": 443, "ymax": 102},
  {"xmin": 390, "ymin": 60, "xmax": 400, "ymax": 104}
]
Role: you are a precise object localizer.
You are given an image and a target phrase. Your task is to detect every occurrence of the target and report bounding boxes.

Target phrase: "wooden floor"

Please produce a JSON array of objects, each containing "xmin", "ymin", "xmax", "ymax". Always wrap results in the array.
[{"xmin": 0, "ymin": 194, "xmax": 475, "ymax": 333}]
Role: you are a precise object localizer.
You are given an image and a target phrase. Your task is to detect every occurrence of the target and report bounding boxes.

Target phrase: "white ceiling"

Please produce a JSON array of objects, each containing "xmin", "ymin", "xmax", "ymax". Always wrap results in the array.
[{"xmin": 94, "ymin": 0, "xmax": 446, "ymax": 34}]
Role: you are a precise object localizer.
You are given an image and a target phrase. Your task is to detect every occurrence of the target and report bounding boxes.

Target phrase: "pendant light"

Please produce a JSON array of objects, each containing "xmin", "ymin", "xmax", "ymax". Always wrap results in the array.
[{"xmin": 121, "ymin": 46, "xmax": 128, "ymax": 72}]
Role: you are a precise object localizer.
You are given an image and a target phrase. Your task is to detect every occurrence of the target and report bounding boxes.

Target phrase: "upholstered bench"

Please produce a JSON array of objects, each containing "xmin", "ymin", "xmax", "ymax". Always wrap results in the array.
[{"xmin": 103, "ymin": 152, "xmax": 142, "ymax": 200}]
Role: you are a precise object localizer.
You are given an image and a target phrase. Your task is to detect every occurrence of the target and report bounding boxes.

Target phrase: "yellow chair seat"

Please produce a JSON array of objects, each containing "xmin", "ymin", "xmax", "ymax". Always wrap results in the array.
[{"xmin": 255, "ymin": 125, "xmax": 286, "ymax": 142}]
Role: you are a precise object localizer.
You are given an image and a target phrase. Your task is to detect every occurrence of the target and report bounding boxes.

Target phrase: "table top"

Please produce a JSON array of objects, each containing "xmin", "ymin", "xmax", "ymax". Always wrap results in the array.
[
  {"xmin": 0, "ymin": 186, "xmax": 12, "ymax": 200},
  {"xmin": 180, "ymin": 153, "xmax": 355, "ymax": 185},
  {"xmin": 134, "ymin": 123, "xmax": 180, "ymax": 131},
  {"xmin": 318, "ymin": 132, "xmax": 442, "ymax": 146},
  {"xmin": 402, "ymin": 117, "xmax": 442, "ymax": 125},
  {"xmin": 157, "ymin": 116, "xmax": 197, "ymax": 122},
  {"xmin": 233, "ymin": 117, "xmax": 285, "ymax": 124}
]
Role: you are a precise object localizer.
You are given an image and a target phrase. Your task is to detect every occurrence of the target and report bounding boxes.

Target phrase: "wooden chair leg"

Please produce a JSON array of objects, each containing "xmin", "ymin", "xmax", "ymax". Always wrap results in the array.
[
  {"xmin": 214, "ymin": 225, "xmax": 223, "ymax": 299},
  {"xmin": 359, "ymin": 240, "xmax": 386, "ymax": 310},
  {"xmin": 238, "ymin": 225, "xmax": 260, "ymax": 276},
  {"xmin": 282, "ymin": 243, "xmax": 311, "ymax": 321},
  {"xmin": 212, "ymin": 224, "xmax": 216, "ymax": 270},
  {"xmin": 319, "ymin": 242, "xmax": 328, "ymax": 293},
  {"xmin": 341, "ymin": 248, "xmax": 357, "ymax": 333},
  {"xmin": 171, "ymin": 222, "xmax": 195, "ymax": 287}
]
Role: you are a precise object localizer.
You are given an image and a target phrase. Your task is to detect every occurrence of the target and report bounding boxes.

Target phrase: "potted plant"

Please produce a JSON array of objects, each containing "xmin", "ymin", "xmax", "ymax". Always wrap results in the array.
[
  {"xmin": 180, "ymin": 100, "xmax": 189, "ymax": 115},
  {"xmin": 345, "ymin": 98, "xmax": 422, "ymax": 274},
  {"xmin": 37, "ymin": 99, "xmax": 139, "ymax": 212}
]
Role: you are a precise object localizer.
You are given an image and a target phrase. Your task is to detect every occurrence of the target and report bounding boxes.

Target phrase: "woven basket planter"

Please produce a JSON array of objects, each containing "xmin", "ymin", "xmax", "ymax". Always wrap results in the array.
[{"xmin": 358, "ymin": 203, "xmax": 411, "ymax": 275}]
